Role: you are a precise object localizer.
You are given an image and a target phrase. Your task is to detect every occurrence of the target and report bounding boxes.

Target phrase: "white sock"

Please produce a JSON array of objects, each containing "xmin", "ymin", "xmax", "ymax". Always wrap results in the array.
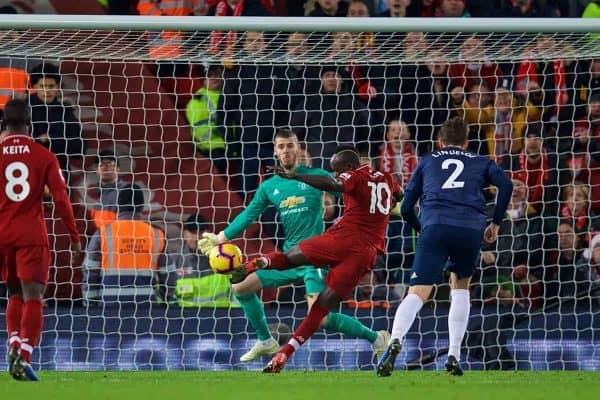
[
  {"xmin": 390, "ymin": 293, "xmax": 424, "ymax": 342},
  {"xmin": 448, "ymin": 289, "xmax": 470, "ymax": 362}
]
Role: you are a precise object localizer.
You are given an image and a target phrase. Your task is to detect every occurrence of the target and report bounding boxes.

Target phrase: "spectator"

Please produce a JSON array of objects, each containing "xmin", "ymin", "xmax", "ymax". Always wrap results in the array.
[
  {"xmin": 171, "ymin": 214, "xmax": 238, "ymax": 307},
  {"xmin": 501, "ymin": 0, "xmax": 560, "ymax": 17},
  {"xmin": 512, "ymin": 35, "xmax": 578, "ymax": 122},
  {"xmin": 562, "ymin": 95, "xmax": 600, "ymax": 212},
  {"xmin": 583, "ymin": 0, "xmax": 600, "ymax": 18},
  {"xmin": 559, "ymin": 183, "xmax": 600, "ymax": 243},
  {"xmin": 502, "ymin": 125, "xmax": 561, "ymax": 216},
  {"xmin": 377, "ymin": 121, "xmax": 420, "ymax": 284},
  {"xmin": 465, "ymin": 82, "xmax": 493, "ymax": 109},
  {"xmin": 448, "ymin": 36, "xmax": 503, "ymax": 91},
  {"xmin": 452, "ymin": 85, "xmax": 541, "ymax": 160},
  {"xmin": 434, "ymin": 0, "xmax": 470, "ymax": 17},
  {"xmin": 347, "ymin": 0, "xmax": 370, "ymax": 16},
  {"xmin": 378, "ymin": 119, "xmax": 418, "ymax": 188},
  {"xmin": 578, "ymin": 233, "xmax": 600, "ymax": 300},
  {"xmin": 87, "ymin": 150, "xmax": 131, "ymax": 230},
  {"xmin": 207, "ymin": 0, "xmax": 269, "ymax": 64},
  {"xmin": 137, "ymin": 0, "xmax": 206, "ymax": 104},
  {"xmin": 385, "ymin": 39, "xmax": 452, "ymax": 155},
  {"xmin": 326, "ymin": 31, "xmax": 357, "ymax": 61},
  {"xmin": 82, "ymin": 185, "xmax": 173, "ymax": 305},
  {"xmin": 377, "ymin": 0, "xmax": 412, "ymax": 16},
  {"xmin": 0, "ymin": 57, "xmax": 28, "ymax": 116},
  {"xmin": 308, "ymin": 0, "xmax": 348, "ymax": 16},
  {"xmin": 279, "ymin": 33, "xmax": 321, "ymax": 114},
  {"xmin": 218, "ymin": 31, "xmax": 287, "ymax": 195},
  {"xmin": 542, "ymin": 222, "xmax": 590, "ymax": 308},
  {"xmin": 28, "ymin": 63, "xmax": 86, "ymax": 184},
  {"xmin": 481, "ymin": 178, "xmax": 544, "ymax": 278},
  {"xmin": 290, "ymin": 65, "xmax": 370, "ymax": 169},
  {"xmin": 478, "ymin": 275, "xmax": 522, "ymax": 307},
  {"xmin": 185, "ymin": 64, "xmax": 227, "ymax": 173},
  {"xmin": 346, "ymin": 1, "xmax": 377, "ymax": 54},
  {"xmin": 574, "ymin": 59, "xmax": 600, "ymax": 113},
  {"xmin": 173, "ymin": 214, "xmax": 212, "ymax": 277}
]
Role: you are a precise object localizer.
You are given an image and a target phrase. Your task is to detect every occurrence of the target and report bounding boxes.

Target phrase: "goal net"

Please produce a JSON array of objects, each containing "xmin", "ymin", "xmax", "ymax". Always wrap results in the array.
[{"xmin": 1, "ymin": 16, "xmax": 600, "ymax": 371}]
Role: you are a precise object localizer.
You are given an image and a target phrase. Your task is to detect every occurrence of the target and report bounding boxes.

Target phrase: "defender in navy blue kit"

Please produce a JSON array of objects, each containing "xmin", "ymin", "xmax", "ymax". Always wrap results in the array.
[{"xmin": 377, "ymin": 117, "xmax": 513, "ymax": 377}]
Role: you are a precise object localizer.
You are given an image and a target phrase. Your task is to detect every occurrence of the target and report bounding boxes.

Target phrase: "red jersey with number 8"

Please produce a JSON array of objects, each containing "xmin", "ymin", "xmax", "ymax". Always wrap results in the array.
[
  {"xmin": 333, "ymin": 165, "xmax": 400, "ymax": 253},
  {"xmin": 0, "ymin": 133, "xmax": 79, "ymax": 247}
]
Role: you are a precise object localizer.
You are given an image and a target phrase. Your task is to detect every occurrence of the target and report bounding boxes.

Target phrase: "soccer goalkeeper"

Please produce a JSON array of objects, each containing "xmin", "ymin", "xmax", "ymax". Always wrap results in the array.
[{"xmin": 199, "ymin": 129, "xmax": 389, "ymax": 362}]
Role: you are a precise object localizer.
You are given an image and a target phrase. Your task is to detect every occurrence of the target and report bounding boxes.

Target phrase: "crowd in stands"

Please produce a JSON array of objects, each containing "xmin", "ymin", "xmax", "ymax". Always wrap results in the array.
[{"xmin": 1, "ymin": 0, "xmax": 600, "ymax": 312}]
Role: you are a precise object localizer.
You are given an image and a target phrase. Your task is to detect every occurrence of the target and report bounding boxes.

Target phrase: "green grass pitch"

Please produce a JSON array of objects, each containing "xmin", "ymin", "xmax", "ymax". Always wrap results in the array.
[{"xmin": 1, "ymin": 371, "xmax": 600, "ymax": 400}]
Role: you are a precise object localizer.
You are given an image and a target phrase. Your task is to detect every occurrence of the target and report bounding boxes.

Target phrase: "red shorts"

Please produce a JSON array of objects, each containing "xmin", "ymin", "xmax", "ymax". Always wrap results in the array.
[
  {"xmin": 0, "ymin": 246, "xmax": 50, "ymax": 285},
  {"xmin": 299, "ymin": 230, "xmax": 377, "ymax": 299}
]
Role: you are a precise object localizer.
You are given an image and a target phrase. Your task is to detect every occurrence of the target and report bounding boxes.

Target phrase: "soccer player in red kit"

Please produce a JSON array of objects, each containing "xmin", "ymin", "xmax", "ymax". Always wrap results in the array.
[
  {"xmin": 0, "ymin": 99, "xmax": 81, "ymax": 381},
  {"xmin": 245, "ymin": 145, "xmax": 402, "ymax": 373}
]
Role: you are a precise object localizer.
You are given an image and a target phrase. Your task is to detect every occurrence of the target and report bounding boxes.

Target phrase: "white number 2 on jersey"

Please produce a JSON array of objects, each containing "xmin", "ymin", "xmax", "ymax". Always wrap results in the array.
[
  {"xmin": 4, "ymin": 161, "xmax": 31, "ymax": 202},
  {"xmin": 368, "ymin": 181, "xmax": 391, "ymax": 215},
  {"xmin": 441, "ymin": 159, "xmax": 465, "ymax": 189}
]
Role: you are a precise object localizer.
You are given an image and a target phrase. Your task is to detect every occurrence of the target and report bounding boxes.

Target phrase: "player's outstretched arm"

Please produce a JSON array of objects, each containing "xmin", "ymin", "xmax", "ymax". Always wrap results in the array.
[
  {"xmin": 267, "ymin": 166, "xmax": 345, "ymax": 192},
  {"xmin": 46, "ymin": 157, "xmax": 81, "ymax": 247},
  {"xmin": 400, "ymin": 163, "xmax": 423, "ymax": 232},
  {"xmin": 485, "ymin": 161, "xmax": 513, "ymax": 244},
  {"xmin": 198, "ymin": 185, "xmax": 271, "ymax": 255}
]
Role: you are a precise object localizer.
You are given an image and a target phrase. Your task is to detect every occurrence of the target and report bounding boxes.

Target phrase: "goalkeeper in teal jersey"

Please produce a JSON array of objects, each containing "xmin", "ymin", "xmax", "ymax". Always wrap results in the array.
[{"xmin": 199, "ymin": 129, "xmax": 389, "ymax": 362}]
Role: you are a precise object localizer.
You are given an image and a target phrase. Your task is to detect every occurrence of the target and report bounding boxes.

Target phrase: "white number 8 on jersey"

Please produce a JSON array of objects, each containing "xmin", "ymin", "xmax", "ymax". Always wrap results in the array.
[{"xmin": 4, "ymin": 161, "xmax": 30, "ymax": 202}]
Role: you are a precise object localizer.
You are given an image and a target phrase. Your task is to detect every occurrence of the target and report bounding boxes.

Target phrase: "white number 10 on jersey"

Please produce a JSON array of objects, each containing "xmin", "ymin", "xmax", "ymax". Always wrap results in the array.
[{"xmin": 368, "ymin": 181, "xmax": 391, "ymax": 215}]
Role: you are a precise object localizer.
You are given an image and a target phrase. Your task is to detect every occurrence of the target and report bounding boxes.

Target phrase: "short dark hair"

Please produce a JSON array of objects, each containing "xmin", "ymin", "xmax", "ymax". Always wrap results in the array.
[
  {"xmin": 96, "ymin": 149, "xmax": 119, "ymax": 166},
  {"xmin": 334, "ymin": 144, "xmax": 360, "ymax": 166},
  {"xmin": 438, "ymin": 117, "xmax": 469, "ymax": 146},
  {"xmin": 274, "ymin": 129, "xmax": 297, "ymax": 141},
  {"xmin": 117, "ymin": 184, "xmax": 145, "ymax": 213},
  {"xmin": 2, "ymin": 99, "xmax": 30, "ymax": 129},
  {"xmin": 29, "ymin": 63, "xmax": 61, "ymax": 86},
  {"xmin": 183, "ymin": 214, "xmax": 209, "ymax": 233},
  {"xmin": 205, "ymin": 64, "xmax": 223, "ymax": 77}
]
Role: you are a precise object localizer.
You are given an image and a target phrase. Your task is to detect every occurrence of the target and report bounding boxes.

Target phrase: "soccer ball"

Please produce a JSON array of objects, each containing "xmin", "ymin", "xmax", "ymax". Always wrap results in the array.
[{"xmin": 208, "ymin": 243, "xmax": 243, "ymax": 274}]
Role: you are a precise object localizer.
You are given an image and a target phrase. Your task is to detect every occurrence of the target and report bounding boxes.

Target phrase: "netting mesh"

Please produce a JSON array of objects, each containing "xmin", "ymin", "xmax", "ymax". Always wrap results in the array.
[
  {"xmin": 1, "ymin": 29, "xmax": 600, "ymax": 63},
  {"xmin": 0, "ymin": 22, "xmax": 600, "ymax": 371}
]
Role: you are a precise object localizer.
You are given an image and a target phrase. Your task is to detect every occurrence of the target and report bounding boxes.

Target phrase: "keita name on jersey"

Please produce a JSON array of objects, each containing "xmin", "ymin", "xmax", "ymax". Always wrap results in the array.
[{"xmin": 3, "ymin": 145, "xmax": 31, "ymax": 155}]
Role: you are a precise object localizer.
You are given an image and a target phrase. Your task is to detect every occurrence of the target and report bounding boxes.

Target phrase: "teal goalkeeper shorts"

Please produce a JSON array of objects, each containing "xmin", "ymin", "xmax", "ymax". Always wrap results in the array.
[{"xmin": 255, "ymin": 266, "xmax": 327, "ymax": 295}]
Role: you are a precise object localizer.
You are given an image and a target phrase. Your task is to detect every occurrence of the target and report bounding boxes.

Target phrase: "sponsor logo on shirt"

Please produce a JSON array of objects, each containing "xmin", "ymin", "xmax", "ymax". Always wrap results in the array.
[{"xmin": 279, "ymin": 196, "xmax": 306, "ymax": 209}]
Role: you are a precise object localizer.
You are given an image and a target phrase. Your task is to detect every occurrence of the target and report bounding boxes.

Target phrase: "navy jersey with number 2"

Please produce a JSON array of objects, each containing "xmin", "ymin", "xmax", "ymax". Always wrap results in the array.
[{"xmin": 401, "ymin": 146, "xmax": 512, "ymax": 285}]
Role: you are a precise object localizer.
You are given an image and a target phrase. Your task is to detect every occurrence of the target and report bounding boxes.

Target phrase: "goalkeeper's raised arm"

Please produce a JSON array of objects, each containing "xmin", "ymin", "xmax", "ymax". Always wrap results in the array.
[{"xmin": 198, "ymin": 129, "xmax": 332, "ymax": 255}]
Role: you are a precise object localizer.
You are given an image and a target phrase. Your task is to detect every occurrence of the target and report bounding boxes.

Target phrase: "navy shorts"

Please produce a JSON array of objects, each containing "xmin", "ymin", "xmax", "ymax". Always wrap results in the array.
[{"xmin": 409, "ymin": 224, "xmax": 484, "ymax": 286}]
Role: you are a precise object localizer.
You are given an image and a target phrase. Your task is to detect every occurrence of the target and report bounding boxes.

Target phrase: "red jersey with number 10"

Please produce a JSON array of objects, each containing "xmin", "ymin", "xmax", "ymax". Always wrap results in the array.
[
  {"xmin": 332, "ymin": 165, "xmax": 400, "ymax": 253},
  {"xmin": 0, "ymin": 133, "xmax": 79, "ymax": 248}
]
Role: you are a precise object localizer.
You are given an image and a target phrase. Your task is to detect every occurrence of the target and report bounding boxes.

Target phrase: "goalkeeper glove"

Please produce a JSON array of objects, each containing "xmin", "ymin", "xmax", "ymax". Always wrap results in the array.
[{"xmin": 197, "ymin": 231, "xmax": 227, "ymax": 255}]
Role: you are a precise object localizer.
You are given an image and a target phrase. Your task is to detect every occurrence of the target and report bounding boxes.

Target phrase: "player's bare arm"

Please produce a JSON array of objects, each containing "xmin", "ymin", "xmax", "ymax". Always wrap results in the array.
[{"xmin": 268, "ymin": 165, "xmax": 345, "ymax": 192}]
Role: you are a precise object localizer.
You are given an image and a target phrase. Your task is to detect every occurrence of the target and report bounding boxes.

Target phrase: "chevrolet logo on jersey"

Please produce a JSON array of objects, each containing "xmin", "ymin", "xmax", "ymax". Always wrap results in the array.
[{"xmin": 279, "ymin": 196, "xmax": 306, "ymax": 208}]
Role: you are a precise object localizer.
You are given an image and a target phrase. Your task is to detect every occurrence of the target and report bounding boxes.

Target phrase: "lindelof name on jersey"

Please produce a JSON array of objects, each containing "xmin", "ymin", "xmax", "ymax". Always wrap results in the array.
[
  {"xmin": 431, "ymin": 149, "xmax": 475, "ymax": 158},
  {"xmin": 2, "ymin": 145, "xmax": 31, "ymax": 155}
]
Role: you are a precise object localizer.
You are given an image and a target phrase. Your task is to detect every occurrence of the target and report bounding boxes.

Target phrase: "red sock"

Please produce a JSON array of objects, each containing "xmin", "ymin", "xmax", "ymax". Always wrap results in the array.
[
  {"xmin": 20, "ymin": 299, "xmax": 43, "ymax": 363},
  {"xmin": 281, "ymin": 302, "xmax": 330, "ymax": 358},
  {"xmin": 265, "ymin": 251, "xmax": 291, "ymax": 270},
  {"xmin": 6, "ymin": 296, "xmax": 23, "ymax": 349}
]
